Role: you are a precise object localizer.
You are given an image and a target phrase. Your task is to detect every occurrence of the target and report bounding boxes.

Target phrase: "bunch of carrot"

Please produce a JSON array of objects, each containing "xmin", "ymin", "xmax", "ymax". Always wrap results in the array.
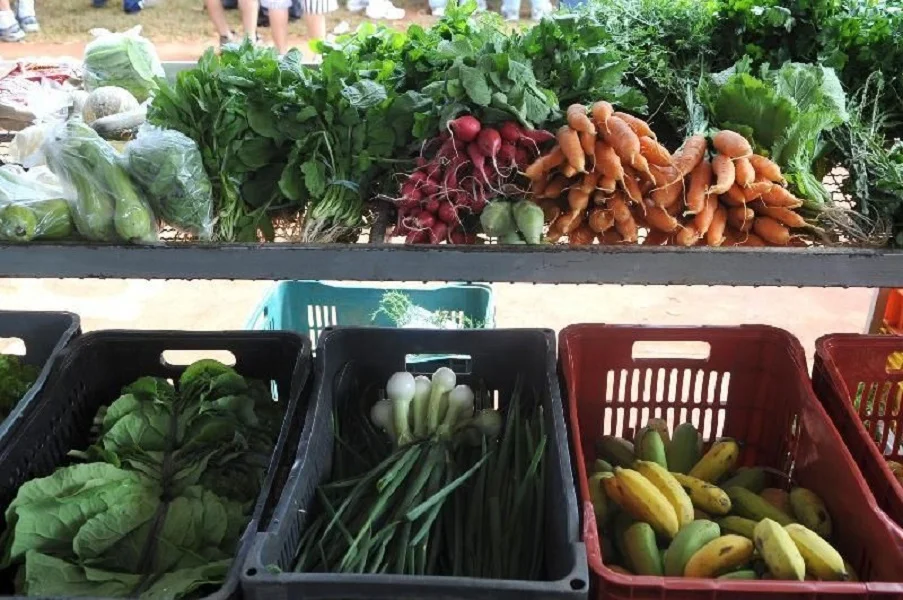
[
  {"xmin": 524, "ymin": 102, "xmax": 810, "ymax": 247},
  {"xmin": 393, "ymin": 116, "xmax": 553, "ymax": 244}
]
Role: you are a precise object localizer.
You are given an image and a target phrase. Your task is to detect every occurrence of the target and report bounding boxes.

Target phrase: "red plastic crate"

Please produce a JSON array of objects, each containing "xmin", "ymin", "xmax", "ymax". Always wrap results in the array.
[
  {"xmin": 814, "ymin": 335, "xmax": 903, "ymax": 529},
  {"xmin": 560, "ymin": 324, "xmax": 903, "ymax": 600}
]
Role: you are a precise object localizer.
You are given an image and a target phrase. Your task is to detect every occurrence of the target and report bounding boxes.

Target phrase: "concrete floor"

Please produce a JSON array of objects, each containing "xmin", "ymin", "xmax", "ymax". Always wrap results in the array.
[{"xmin": 0, "ymin": 280, "xmax": 876, "ymax": 363}]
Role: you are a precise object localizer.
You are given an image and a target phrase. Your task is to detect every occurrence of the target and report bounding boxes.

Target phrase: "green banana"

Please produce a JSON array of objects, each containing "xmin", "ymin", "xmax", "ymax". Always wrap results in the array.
[
  {"xmin": 589, "ymin": 472, "xmax": 612, "ymax": 525},
  {"xmin": 593, "ymin": 458, "xmax": 615, "ymax": 473},
  {"xmin": 718, "ymin": 516, "xmax": 757, "ymax": 539},
  {"xmin": 718, "ymin": 569, "xmax": 758, "ymax": 580},
  {"xmin": 637, "ymin": 428, "xmax": 668, "ymax": 470},
  {"xmin": 667, "ymin": 423, "xmax": 701, "ymax": 474},
  {"xmin": 596, "ymin": 435, "xmax": 635, "ymax": 468},
  {"xmin": 727, "ymin": 487, "xmax": 795, "ymax": 526},
  {"xmin": 624, "ymin": 522, "xmax": 663, "ymax": 576},
  {"xmin": 720, "ymin": 467, "xmax": 767, "ymax": 493},
  {"xmin": 789, "ymin": 487, "xmax": 832, "ymax": 538},
  {"xmin": 663, "ymin": 519, "xmax": 721, "ymax": 576},
  {"xmin": 613, "ymin": 512, "xmax": 636, "ymax": 572}
]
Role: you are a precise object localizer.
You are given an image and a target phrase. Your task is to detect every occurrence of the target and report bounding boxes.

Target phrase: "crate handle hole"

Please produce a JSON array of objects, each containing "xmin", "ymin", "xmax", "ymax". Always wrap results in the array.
[
  {"xmin": 570, "ymin": 578, "xmax": 586, "ymax": 591},
  {"xmin": 161, "ymin": 350, "xmax": 236, "ymax": 367},
  {"xmin": 245, "ymin": 568, "xmax": 258, "ymax": 577},
  {"xmin": 0, "ymin": 338, "xmax": 26, "ymax": 355},
  {"xmin": 632, "ymin": 341, "xmax": 711, "ymax": 362},
  {"xmin": 405, "ymin": 354, "xmax": 472, "ymax": 375}
]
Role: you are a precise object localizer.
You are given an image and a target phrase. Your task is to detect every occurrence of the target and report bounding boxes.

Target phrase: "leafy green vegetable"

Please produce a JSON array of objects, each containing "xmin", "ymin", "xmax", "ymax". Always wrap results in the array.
[
  {"xmin": 0, "ymin": 354, "xmax": 38, "ymax": 421},
  {"xmin": 0, "ymin": 359, "xmax": 281, "ymax": 599},
  {"xmin": 82, "ymin": 28, "xmax": 165, "ymax": 103},
  {"xmin": 700, "ymin": 60, "xmax": 849, "ymax": 207},
  {"xmin": 125, "ymin": 127, "xmax": 215, "ymax": 239}
]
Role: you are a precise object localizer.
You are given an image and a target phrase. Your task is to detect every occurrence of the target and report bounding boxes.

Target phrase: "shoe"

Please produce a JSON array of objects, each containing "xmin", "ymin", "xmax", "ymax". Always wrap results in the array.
[
  {"xmin": 502, "ymin": 11, "xmax": 518, "ymax": 21},
  {"xmin": 14, "ymin": 0, "xmax": 37, "ymax": 31},
  {"xmin": 431, "ymin": 6, "xmax": 444, "ymax": 16},
  {"xmin": 346, "ymin": 0, "xmax": 366, "ymax": 12},
  {"xmin": 365, "ymin": 0, "xmax": 405, "ymax": 20},
  {"xmin": 0, "ymin": 21, "xmax": 25, "ymax": 41},
  {"xmin": 16, "ymin": 14, "xmax": 37, "ymax": 32}
]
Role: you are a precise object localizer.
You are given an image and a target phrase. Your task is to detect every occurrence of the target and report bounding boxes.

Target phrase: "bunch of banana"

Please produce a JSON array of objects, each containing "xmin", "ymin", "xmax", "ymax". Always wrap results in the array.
[
  {"xmin": 887, "ymin": 460, "xmax": 903, "ymax": 488},
  {"xmin": 589, "ymin": 418, "xmax": 854, "ymax": 581}
]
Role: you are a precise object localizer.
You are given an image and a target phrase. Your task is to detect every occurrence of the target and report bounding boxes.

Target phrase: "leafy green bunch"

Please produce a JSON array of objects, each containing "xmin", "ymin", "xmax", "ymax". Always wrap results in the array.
[
  {"xmin": 0, "ymin": 359, "xmax": 280, "ymax": 599},
  {"xmin": 0, "ymin": 354, "xmax": 38, "ymax": 420}
]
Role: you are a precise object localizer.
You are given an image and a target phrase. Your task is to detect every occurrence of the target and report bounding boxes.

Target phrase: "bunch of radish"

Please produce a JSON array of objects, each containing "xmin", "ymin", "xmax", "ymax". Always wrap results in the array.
[
  {"xmin": 524, "ymin": 102, "xmax": 810, "ymax": 247},
  {"xmin": 392, "ymin": 115, "xmax": 554, "ymax": 244}
]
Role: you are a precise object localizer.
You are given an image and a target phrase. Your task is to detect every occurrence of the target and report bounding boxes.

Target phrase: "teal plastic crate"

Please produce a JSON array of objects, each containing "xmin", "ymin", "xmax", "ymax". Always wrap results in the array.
[{"xmin": 245, "ymin": 281, "xmax": 495, "ymax": 351}]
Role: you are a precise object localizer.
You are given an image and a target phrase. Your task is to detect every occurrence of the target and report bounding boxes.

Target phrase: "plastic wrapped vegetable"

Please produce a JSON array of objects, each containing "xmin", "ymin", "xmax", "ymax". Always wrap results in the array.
[
  {"xmin": 42, "ymin": 119, "xmax": 157, "ymax": 243},
  {"xmin": 125, "ymin": 126, "xmax": 214, "ymax": 238},
  {"xmin": 0, "ymin": 167, "xmax": 74, "ymax": 242},
  {"xmin": 82, "ymin": 26, "xmax": 164, "ymax": 103}
]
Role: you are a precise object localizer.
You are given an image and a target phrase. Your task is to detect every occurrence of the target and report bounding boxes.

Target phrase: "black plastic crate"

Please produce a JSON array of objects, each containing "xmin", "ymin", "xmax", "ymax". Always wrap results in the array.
[
  {"xmin": 242, "ymin": 327, "xmax": 588, "ymax": 600},
  {"xmin": 0, "ymin": 310, "xmax": 80, "ymax": 448},
  {"xmin": 0, "ymin": 329, "xmax": 312, "ymax": 600}
]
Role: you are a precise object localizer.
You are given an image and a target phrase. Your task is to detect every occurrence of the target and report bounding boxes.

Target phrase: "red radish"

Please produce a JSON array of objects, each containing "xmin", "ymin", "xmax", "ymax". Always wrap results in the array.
[
  {"xmin": 422, "ymin": 178, "xmax": 440, "ymax": 197},
  {"xmin": 429, "ymin": 221, "xmax": 449, "ymax": 244},
  {"xmin": 476, "ymin": 128, "xmax": 502, "ymax": 166},
  {"xmin": 498, "ymin": 143, "xmax": 517, "ymax": 169},
  {"xmin": 449, "ymin": 228, "xmax": 467, "ymax": 245},
  {"xmin": 448, "ymin": 115, "xmax": 482, "ymax": 143},
  {"xmin": 416, "ymin": 211, "xmax": 436, "ymax": 230},
  {"xmin": 415, "ymin": 157, "xmax": 427, "ymax": 168},
  {"xmin": 408, "ymin": 170, "xmax": 427, "ymax": 186},
  {"xmin": 444, "ymin": 157, "xmax": 465, "ymax": 192},
  {"xmin": 499, "ymin": 121, "xmax": 523, "ymax": 143},
  {"xmin": 514, "ymin": 146, "xmax": 530, "ymax": 170},
  {"xmin": 468, "ymin": 143, "xmax": 491, "ymax": 185},
  {"xmin": 438, "ymin": 202, "xmax": 459, "ymax": 224},
  {"xmin": 437, "ymin": 138, "xmax": 465, "ymax": 161},
  {"xmin": 463, "ymin": 232, "xmax": 478, "ymax": 244},
  {"xmin": 518, "ymin": 128, "xmax": 555, "ymax": 147},
  {"xmin": 406, "ymin": 229, "xmax": 428, "ymax": 244},
  {"xmin": 424, "ymin": 197, "xmax": 440, "ymax": 215},
  {"xmin": 397, "ymin": 196, "xmax": 419, "ymax": 212}
]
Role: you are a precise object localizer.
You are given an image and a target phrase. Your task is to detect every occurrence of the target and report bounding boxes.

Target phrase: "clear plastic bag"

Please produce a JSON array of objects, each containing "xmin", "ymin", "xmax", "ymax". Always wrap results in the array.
[
  {"xmin": 82, "ymin": 26, "xmax": 164, "ymax": 103},
  {"xmin": 0, "ymin": 167, "xmax": 75, "ymax": 242},
  {"xmin": 9, "ymin": 124, "xmax": 51, "ymax": 167},
  {"xmin": 41, "ymin": 119, "xmax": 158, "ymax": 244},
  {"xmin": 124, "ymin": 126, "xmax": 214, "ymax": 239}
]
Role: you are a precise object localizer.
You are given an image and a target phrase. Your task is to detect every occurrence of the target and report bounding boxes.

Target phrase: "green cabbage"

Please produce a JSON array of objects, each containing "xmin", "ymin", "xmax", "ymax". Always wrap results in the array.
[{"xmin": 83, "ymin": 27, "xmax": 164, "ymax": 103}]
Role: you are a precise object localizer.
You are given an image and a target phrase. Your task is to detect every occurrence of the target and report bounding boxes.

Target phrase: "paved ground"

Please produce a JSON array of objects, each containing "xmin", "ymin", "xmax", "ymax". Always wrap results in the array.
[{"xmin": 0, "ymin": 279, "xmax": 876, "ymax": 364}]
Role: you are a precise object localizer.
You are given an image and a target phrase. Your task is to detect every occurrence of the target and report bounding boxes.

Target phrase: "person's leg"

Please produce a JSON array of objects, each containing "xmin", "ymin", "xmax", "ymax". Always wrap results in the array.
[
  {"xmin": 14, "ymin": 0, "xmax": 38, "ymax": 32},
  {"xmin": 205, "ymin": 0, "xmax": 234, "ymax": 40},
  {"xmin": 0, "ymin": 0, "xmax": 24, "ymax": 41},
  {"xmin": 303, "ymin": 12, "xmax": 324, "ymax": 41},
  {"xmin": 427, "ymin": 0, "xmax": 445, "ymax": 16},
  {"xmin": 269, "ymin": 7, "xmax": 289, "ymax": 52},
  {"xmin": 499, "ymin": 0, "xmax": 519, "ymax": 20},
  {"xmin": 239, "ymin": 0, "xmax": 259, "ymax": 39}
]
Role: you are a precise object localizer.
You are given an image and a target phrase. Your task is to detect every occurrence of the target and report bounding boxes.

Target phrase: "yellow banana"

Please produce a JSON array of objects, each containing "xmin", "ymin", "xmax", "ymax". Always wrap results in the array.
[
  {"xmin": 614, "ymin": 467, "xmax": 679, "ymax": 538},
  {"xmin": 689, "ymin": 438, "xmax": 740, "ymax": 482},
  {"xmin": 754, "ymin": 518, "xmax": 805, "ymax": 581},
  {"xmin": 635, "ymin": 460, "xmax": 694, "ymax": 527},
  {"xmin": 683, "ymin": 535, "xmax": 754, "ymax": 578},
  {"xmin": 789, "ymin": 487, "xmax": 832, "ymax": 538},
  {"xmin": 603, "ymin": 472, "xmax": 628, "ymax": 507},
  {"xmin": 671, "ymin": 472, "xmax": 732, "ymax": 515},
  {"xmin": 785, "ymin": 523, "xmax": 848, "ymax": 581}
]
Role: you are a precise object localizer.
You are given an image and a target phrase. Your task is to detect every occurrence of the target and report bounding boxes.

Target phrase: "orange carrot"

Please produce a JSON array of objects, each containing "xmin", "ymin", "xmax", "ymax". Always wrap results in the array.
[
  {"xmin": 734, "ymin": 156, "xmax": 755, "ymax": 187},
  {"xmin": 562, "ymin": 164, "xmax": 577, "ymax": 178},
  {"xmin": 540, "ymin": 200, "xmax": 561, "ymax": 224},
  {"xmin": 737, "ymin": 232, "xmax": 766, "ymax": 247},
  {"xmin": 644, "ymin": 204, "xmax": 680, "ymax": 232},
  {"xmin": 761, "ymin": 185, "xmax": 804, "ymax": 208},
  {"xmin": 722, "ymin": 184, "xmax": 747, "ymax": 207},
  {"xmin": 640, "ymin": 136, "xmax": 672, "ymax": 167},
  {"xmin": 752, "ymin": 204, "xmax": 807, "ymax": 228},
  {"xmin": 708, "ymin": 153, "xmax": 736, "ymax": 195},
  {"xmin": 558, "ymin": 126, "xmax": 585, "ymax": 173},
  {"xmin": 580, "ymin": 170, "xmax": 600, "ymax": 194},
  {"xmin": 684, "ymin": 159, "xmax": 711, "ymax": 214},
  {"xmin": 558, "ymin": 209, "xmax": 584, "ymax": 234},
  {"xmin": 530, "ymin": 176, "xmax": 548, "ymax": 198},
  {"xmin": 580, "ymin": 131, "xmax": 596, "ymax": 163},
  {"xmin": 672, "ymin": 135, "xmax": 707, "ymax": 177},
  {"xmin": 568, "ymin": 186, "xmax": 590, "ymax": 213},
  {"xmin": 643, "ymin": 229, "xmax": 672, "ymax": 246},
  {"xmin": 675, "ymin": 224, "xmax": 701, "ymax": 247},
  {"xmin": 603, "ymin": 116, "xmax": 642, "ymax": 171},
  {"xmin": 608, "ymin": 192, "xmax": 632, "ymax": 223},
  {"xmin": 594, "ymin": 141, "xmax": 625, "ymax": 181},
  {"xmin": 593, "ymin": 190, "xmax": 608, "ymax": 206},
  {"xmin": 620, "ymin": 169, "xmax": 643, "ymax": 203},
  {"xmin": 540, "ymin": 175, "xmax": 568, "ymax": 199},
  {"xmin": 743, "ymin": 178, "xmax": 774, "ymax": 202},
  {"xmin": 597, "ymin": 229, "xmax": 622, "ymax": 244},
  {"xmin": 591, "ymin": 101, "xmax": 614, "ymax": 131},
  {"xmin": 525, "ymin": 146, "xmax": 564, "ymax": 180},
  {"xmin": 706, "ymin": 205, "xmax": 727, "ymax": 246},
  {"xmin": 614, "ymin": 112, "xmax": 656, "ymax": 140},
  {"xmin": 693, "ymin": 193, "xmax": 718, "ymax": 234},
  {"xmin": 615, "ymin": 213, "xmax": 638, "ymax": 243},
  {"xmin": 753, "ymin": 216, "xmax": 790, "ymax": 245},
  {"xmin": 727, "ymin": 206, "xmax": 755, "ymax": 232},
  {"xmin": 713, "ymin": 130, "xmax": 752, "ymax": 158},
  {"xmin": 569, "ymin": 223, "xmax": 596, "ymax": 245},
  {"xmin": 588, "ymin": 207, "xmax": 615, "ymax": 233},
  {"xmin": 598, "ymin": 174, "xmax": 616, "ymax": 194},
  {"xmin": 748, "ymin": 154, "xmax": 785, "ymax": 183},
  {"xmin": 651, "ymin": 178, "xmax": 683, "ymax": 208},
  {"xmin": 567, "ymin": 104, "xmax": 597, "ymax": 136}
]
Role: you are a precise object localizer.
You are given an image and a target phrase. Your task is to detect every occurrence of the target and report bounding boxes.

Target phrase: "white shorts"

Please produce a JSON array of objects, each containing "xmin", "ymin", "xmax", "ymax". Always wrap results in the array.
[{"xmin": 260, "ymin": 0, "xmax": 337, "ymax": 13}]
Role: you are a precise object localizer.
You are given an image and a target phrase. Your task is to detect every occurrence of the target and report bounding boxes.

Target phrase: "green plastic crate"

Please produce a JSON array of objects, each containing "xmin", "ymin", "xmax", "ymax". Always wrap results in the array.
[{"xmin": 245, "ymin": 281, "xmax": 495, "ymax": 354}]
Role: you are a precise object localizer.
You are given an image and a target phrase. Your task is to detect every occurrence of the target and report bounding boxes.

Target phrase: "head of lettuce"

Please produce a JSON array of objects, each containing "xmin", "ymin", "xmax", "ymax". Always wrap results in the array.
[{"xmin": 83, "ymin": 26, "xmax": 165, "ymax": 103}]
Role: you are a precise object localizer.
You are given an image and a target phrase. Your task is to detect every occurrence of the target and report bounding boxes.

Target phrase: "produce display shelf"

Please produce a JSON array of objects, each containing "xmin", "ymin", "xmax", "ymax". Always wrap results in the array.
[{"xmin": 1, "ymin": 242, "xmax": 902, "ymax": 286}]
